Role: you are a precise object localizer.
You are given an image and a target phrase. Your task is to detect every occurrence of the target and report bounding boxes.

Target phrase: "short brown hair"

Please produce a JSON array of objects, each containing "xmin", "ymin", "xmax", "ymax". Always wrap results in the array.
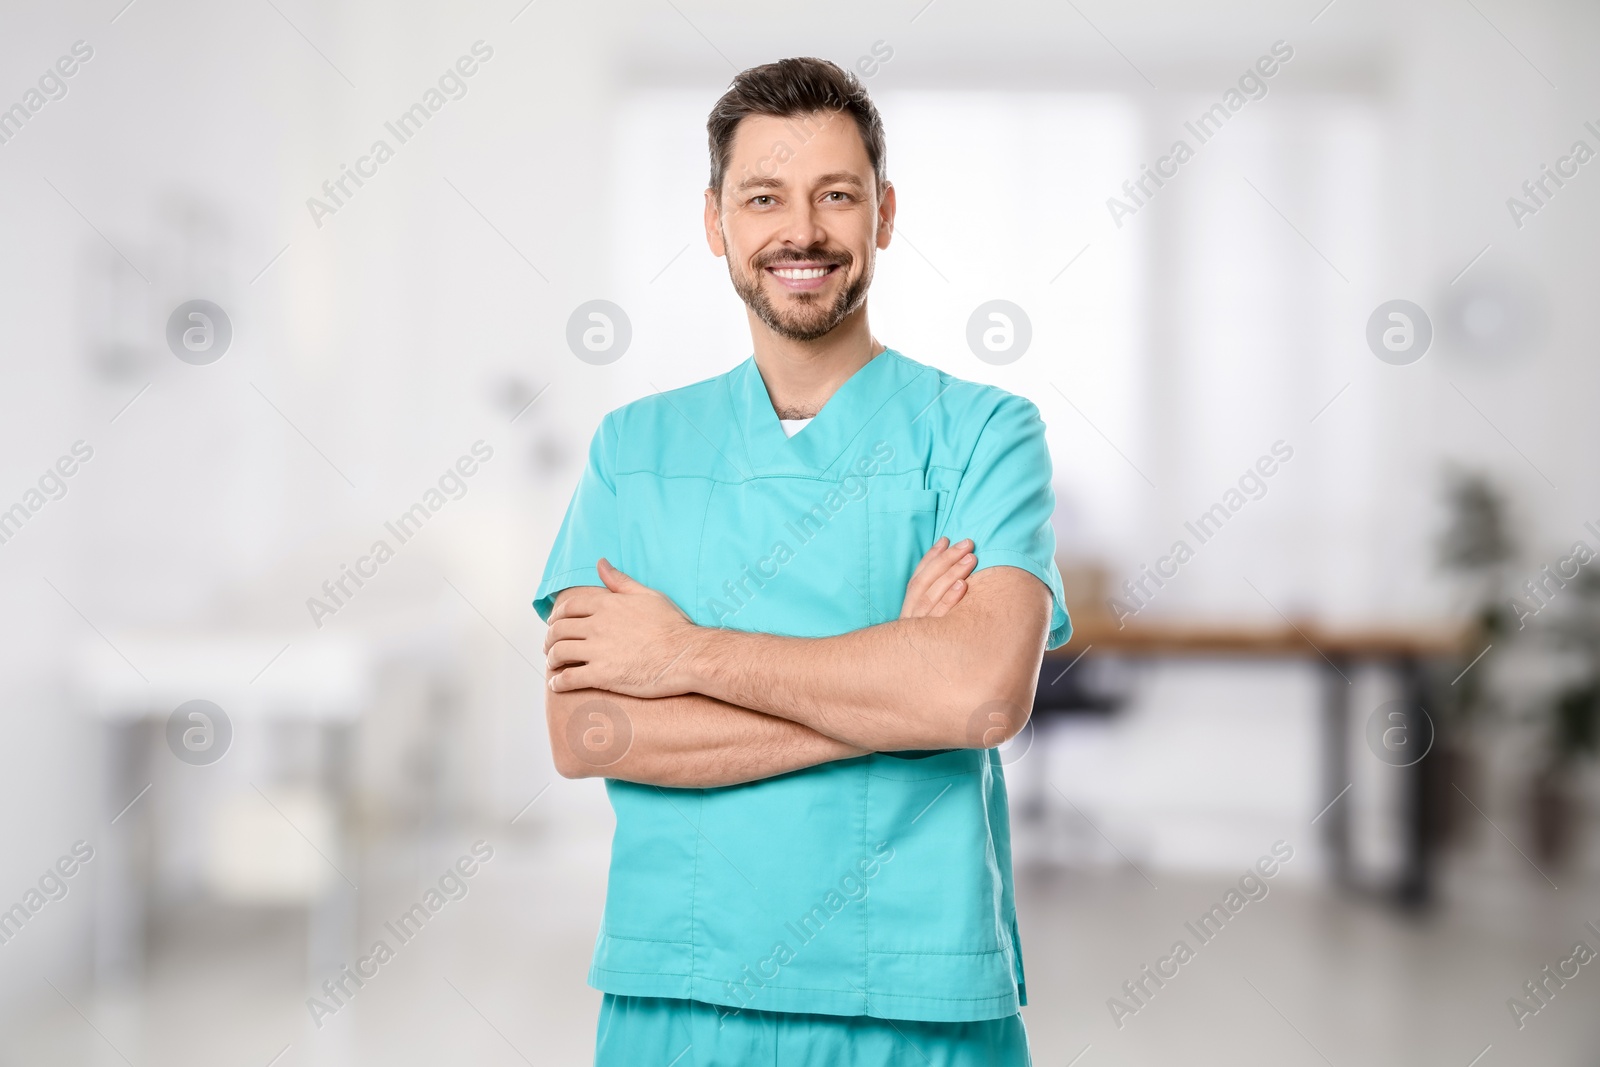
[{"xmin": 706, "ymin": 57, "xmax": 887, "ymax": 196}]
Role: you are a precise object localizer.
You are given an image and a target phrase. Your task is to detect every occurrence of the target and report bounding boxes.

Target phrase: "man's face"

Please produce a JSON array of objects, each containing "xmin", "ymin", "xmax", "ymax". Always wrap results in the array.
[{"xmin": 704, "ymin": 110, "xmax": 894, "ymax": 343}]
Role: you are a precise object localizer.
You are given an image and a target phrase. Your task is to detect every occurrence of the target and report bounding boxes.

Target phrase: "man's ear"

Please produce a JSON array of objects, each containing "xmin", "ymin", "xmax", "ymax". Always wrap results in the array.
[
  {"xmin": 704, "ymin": 188, "xmax": 727, "ymax": 257},
  {"xmin": 875, "ymin": 181, "xmax": 896, "ymax": 251}
]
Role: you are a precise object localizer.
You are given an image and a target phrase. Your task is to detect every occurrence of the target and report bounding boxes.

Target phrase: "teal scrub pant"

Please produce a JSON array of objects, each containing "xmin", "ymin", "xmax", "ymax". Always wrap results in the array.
[{"xmin": 594, "ymin": 994, "xmax": 1032, "ymax": 1066}]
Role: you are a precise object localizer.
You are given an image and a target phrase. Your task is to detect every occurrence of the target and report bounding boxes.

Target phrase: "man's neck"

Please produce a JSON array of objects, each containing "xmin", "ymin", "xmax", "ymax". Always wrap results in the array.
[{"xmin": 750, "ymin": 308, "xmax": 885, "ymax": 420}]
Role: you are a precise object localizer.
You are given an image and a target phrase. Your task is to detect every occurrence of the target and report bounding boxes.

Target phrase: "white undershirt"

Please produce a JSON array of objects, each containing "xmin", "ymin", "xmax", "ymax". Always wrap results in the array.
[{"xmin": 779, "ymin": 417, "xmax": 814, "ymax": 438}]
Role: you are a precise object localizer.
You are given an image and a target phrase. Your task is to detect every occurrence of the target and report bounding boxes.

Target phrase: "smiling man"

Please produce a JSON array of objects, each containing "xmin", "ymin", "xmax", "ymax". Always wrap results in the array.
[{"xmin": 536, "ymin": 57, "xmax": 1071, "ymax": 1065}]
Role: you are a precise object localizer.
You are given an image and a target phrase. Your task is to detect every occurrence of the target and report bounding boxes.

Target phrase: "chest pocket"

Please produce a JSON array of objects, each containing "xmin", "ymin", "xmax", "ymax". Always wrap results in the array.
[{"xmin": 865, "ymin": 488, "xmax": 943, "ymax": 622}]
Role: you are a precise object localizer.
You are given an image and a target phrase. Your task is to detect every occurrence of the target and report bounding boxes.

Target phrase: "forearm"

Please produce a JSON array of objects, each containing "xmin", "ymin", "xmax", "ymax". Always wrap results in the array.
[
  {"xmin": 685, "ymin": 622, "xmax": 986, "ymax": 751},
  {"xmin": 546, "ymin": 686, "xmax": 868, "ymax": 788},
  {"xmin": 683, "ymin": 570, "xmax": 1050, "ymax": 751}
]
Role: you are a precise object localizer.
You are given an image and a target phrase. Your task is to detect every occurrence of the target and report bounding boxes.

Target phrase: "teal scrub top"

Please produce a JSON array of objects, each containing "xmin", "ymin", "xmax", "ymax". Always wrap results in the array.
[{"xmin": 534, "ymin": 349, "xmax": 1071, "ymax": 1023}]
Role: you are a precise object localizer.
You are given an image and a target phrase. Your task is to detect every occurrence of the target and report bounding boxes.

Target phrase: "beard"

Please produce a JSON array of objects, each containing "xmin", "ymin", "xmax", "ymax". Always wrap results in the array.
[{"xmin": 727, "ymin": 245, "xmax": 873, "ymax": 343}]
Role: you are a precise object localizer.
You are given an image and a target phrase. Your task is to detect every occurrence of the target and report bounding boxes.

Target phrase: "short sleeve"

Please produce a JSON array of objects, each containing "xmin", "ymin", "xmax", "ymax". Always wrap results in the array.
[
  {"xmin": 940, "ymin": 394, "xmax": 1072, "ymax": 649},
  {"xmin": 533, "ymin": 412, "xmax": 622, "ymax": 622}
]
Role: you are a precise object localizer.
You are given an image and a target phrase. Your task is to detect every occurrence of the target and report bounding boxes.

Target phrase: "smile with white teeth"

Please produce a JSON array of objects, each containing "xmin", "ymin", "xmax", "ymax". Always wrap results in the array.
[{"xmin": 768, "ymin": 265, "xmax": 836, "ymax": 278}]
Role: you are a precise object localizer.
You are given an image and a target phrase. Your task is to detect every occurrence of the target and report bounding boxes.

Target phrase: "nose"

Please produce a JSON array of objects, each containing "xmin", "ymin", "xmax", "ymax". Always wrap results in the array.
[{"xmin": 774, "ymin": 196, "xmax": 827, "ymax": 252}]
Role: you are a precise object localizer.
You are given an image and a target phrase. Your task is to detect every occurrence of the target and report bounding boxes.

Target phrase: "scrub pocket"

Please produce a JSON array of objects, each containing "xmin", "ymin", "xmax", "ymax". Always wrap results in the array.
[{"xmin": 866, "ymin": 488, "xmax": 942, "ymax": 621}]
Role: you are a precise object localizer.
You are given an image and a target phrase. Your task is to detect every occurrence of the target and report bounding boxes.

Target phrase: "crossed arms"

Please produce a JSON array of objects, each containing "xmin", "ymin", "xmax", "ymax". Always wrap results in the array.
[{"xmin": 542, "ymin": 538, "xmax": 1052, "ymax": 788}]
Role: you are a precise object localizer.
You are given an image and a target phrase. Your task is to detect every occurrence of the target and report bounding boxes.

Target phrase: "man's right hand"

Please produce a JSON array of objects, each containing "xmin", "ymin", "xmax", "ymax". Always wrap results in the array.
[{"xmin": 899, "ymin": 537, "xmax": 976, "ymax": 619}]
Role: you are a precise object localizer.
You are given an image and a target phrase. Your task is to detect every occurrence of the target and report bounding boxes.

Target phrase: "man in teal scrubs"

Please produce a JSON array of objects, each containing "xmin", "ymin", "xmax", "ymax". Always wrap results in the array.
[{"xmin": 536, "ymin": 56, "xmax": 1071, "ymax": 1065}]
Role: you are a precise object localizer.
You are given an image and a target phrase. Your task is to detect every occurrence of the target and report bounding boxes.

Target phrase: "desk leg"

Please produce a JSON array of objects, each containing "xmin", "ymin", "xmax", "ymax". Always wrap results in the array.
[
  {"xmin": 1396, "ymin": 656, "xmax": 1433, "ymax": 909},
  {"xmin": 307, "ymin": 721, "xmax": 357, "ymax": 982},
  {"xmin": 96, "ymin": 719, "xmax": 148, "ymax": 986},
  {"xmin": 1321, "ymin": 658, "xmax": 1353, "ymax": 889}
]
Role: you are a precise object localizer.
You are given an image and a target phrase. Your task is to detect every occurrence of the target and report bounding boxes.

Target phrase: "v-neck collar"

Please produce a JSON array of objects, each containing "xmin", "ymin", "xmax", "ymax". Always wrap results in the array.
[{"xmin": 733, "ymin": 348, "xmax": 912, "ymax": 476}]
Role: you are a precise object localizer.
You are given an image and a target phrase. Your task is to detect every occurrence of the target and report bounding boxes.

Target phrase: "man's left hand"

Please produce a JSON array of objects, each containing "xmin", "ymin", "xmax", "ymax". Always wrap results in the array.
[{"xmin": 544, "ymin": 558, "xmax": 700, "ymax": 697}]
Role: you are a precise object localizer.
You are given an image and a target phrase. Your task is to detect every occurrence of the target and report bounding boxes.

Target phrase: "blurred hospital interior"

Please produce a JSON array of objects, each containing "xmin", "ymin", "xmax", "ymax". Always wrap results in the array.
[{"xmin": 3, "ymin": 0, "xmax": 1600, "ymax": 1062}]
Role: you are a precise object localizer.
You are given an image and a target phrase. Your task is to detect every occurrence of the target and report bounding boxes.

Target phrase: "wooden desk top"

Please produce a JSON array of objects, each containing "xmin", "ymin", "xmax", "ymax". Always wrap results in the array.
[{"xmin": 1049, "ymin": 613, "xmax": 1468, "ymax": 660}]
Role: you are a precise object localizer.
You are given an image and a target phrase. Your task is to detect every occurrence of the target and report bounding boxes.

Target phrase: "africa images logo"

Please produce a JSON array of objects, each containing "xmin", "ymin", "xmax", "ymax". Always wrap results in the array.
[
  {"xmin": 306, "ymin": 841, "xmax": 495, "ymax": 1028},
  {"xmin": 1107, "ymin": 840, "xmax": 1295, "ymax": 1029},
  {"xmin": 304, "ymin": 41, "xmax": 494, "ymax": 229},
  {"xmin": 306, "ymin": 442, "xmax": 494, "ymax": 628},
  {"xmin": 703, "ymin": 442, "xmax": 895, "ymax": 625},
  {"xmin": 715, "ymin": 842, "xmax": 897, "ymax": 1023}
]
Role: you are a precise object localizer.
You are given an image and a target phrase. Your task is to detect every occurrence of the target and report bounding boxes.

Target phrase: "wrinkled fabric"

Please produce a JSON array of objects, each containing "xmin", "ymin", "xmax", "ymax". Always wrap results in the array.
[{"xmin": 595, "ymin": 994, "xmax": 1032, "ymax": 1067}]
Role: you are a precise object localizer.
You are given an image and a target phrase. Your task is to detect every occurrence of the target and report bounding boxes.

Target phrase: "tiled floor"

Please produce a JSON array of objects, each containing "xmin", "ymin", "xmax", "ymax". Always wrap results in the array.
[{"xmin": 6, "ymin": 824, "xmax": 1599, "ymax": 1066}]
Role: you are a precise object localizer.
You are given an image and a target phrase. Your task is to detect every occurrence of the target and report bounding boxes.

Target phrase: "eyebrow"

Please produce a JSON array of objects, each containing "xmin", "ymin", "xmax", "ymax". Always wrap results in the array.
[{"xmin": 732, "ymin": 170, "xmax": 870, "ymax": 194}]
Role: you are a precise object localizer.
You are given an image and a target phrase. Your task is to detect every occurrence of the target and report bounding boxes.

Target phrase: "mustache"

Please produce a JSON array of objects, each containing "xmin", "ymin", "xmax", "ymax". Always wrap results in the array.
[{"xmin": 756, "ymin": 249, "xmax": 851, "ymax": 269}]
